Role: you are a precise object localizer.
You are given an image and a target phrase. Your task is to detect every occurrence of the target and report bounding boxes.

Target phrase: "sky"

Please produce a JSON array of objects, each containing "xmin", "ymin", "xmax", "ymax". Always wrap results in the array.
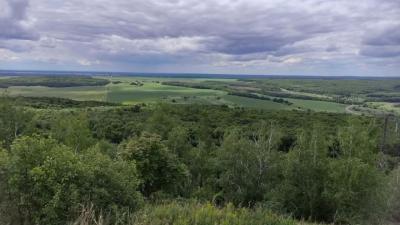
[{"xmin": 0, "ymin": 0, "xmax": 399, "ymax": 76}]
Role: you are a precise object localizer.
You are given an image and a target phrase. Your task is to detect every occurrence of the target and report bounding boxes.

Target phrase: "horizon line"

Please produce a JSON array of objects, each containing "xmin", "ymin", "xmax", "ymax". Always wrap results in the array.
[{"xmin": 0, "ymin": 69, "xmax": 399, "ymax": 78}]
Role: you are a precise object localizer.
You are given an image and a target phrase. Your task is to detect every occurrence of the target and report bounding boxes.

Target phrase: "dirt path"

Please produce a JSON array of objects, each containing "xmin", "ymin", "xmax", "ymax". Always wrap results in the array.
[{"xmin": 345, "ymin": 105, "xmax": 361, "ymax": 115}]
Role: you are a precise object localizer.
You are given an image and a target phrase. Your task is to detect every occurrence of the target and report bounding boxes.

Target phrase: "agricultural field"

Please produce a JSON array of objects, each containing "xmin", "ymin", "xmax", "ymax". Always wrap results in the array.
[
  {"xmin": 0, "ymin": 75, "xmax": 351, "ymax": 113},
  {"xmin": 2, "ymin": 75, "xmax": 400, "ymax": 115},
  {"xmin": 254, "ymin": 78, "xmax": 400, "ymax": 98},
  {"xmin": 105, "ymin": 78, "xmax": 225, "ymax": 104}
]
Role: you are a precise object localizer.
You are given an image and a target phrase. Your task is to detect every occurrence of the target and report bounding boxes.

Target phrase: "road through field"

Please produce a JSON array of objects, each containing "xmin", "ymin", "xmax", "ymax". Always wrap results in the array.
[{"xmin": 345, "ymin": 105, "xmax": 361, "ymax": 115}]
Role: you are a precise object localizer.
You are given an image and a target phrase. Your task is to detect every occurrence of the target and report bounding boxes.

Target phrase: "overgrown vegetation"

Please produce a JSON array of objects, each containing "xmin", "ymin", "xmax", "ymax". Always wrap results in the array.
[
  {"xmin": 0, "ymin": 96, "xmax": 399, "ymax": 225},
  {"xmin": 73, "ymin": 201, "xmax": 321, "ymax": 225}
]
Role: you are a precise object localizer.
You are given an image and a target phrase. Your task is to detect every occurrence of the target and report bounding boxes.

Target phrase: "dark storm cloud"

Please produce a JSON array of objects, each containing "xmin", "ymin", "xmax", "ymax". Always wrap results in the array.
[{"xmin": 0, "ymin": 0, "xmax": 38, "ymax": 41}]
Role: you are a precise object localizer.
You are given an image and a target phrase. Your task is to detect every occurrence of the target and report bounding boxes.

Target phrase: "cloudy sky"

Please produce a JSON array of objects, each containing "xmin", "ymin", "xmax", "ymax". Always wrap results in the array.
[{"xmin": 0, "ymin": 0, "xmax": 399, "ymax": 76}]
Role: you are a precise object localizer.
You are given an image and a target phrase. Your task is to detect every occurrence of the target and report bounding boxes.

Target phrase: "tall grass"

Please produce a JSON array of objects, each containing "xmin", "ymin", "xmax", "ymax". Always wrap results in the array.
[{"xmin": 71, "ymin": 201, "xmax": 325, "ymax": 225}]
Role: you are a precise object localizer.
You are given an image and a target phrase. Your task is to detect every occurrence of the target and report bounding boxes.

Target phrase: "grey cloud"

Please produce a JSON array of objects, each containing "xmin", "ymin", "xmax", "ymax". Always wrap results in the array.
[
  {"xmin": 363, "ymin": 25, "xmax": 400, "ymax": 46},
  {"xmin": 8, "ymin": 0, "xmax": 28, "ymax": 20},
  {"xmin": 360, "ymin": 46, "xmax": 400, "ymax": 58},
  {"xmin": 29, "ymin": 0, "xmax": 342, "ymax": 57},
  {"xmin": 0, "ymin": 40, "xmax": 34, "ymax": 52},
  {"xmin": 326, "ymin": 45, "xmax": 339, "ymax": 52},
  {"xmin": 361, "ymin": 24, "xmax": 400, "ymax": 58},
  {"xmin": 0, "ymin": 0, "xmax": 38, "ymax": 41},
  {"xmin": 209, "ymin": 35, "xmax": 293, "ymax": 55},
  {"xmin": 1, "ymin": 0, "xmax": 399, "ymax": 75}
]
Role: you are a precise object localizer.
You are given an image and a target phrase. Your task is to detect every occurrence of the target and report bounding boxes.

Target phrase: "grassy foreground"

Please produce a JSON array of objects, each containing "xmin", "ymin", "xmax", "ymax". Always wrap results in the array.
[{"xmin": 73, "ymin": 202, "xmax": 324, "ymax": 225}]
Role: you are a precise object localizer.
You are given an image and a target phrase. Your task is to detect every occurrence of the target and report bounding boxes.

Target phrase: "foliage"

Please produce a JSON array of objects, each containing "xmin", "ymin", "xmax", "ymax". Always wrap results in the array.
[
  {"xmin": 0, "ymin": 98, "xmax": 34, "ymax": 148},
  {"xmin": 119, "ymin": 132, "xmax": 188, "ymax": 197},
  {"xmin": 218, "ymin": 125, "xmax": 282, "ymax": 206},
  {"xmin": 275, "ymin": 125, "xmax": 386, "ymax": 224},
  {"xmin": 89, "ymin": 107, "xmax": 145, "ymax": 143},
  {"xmin": 0, "ymin": 98, "xmax": 398, "ymax": 225},
  {"xmin": 0, "ymin": 135, "xmax": 142, "ymax": 225},
  {"xmin": 0, "ymin": 96, "xmax": 119, "ymax": 109},
  {"xmin": 51, "ymin": 112, "xmax": 96, "ymax": 152},
  {"xmin": 0, "ymin": 76, "xmax": 109, "ymax": 88}
]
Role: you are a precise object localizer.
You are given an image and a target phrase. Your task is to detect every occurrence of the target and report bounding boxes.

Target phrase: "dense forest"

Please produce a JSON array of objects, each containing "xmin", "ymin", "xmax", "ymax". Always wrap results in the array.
[
  {"xmin": 0, "ymin": 96, "xmax": 399, "ymax": 225},
  {"xmin": 0, "ymin": 76, "xmax": 110, "ymax": 88}
]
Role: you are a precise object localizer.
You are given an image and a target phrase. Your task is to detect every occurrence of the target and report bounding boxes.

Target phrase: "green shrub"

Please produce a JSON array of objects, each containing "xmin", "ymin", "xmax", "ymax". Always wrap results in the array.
[
  {"xmin": 0, "ymin": 135, "xmax": 142, "ymax": 225},
  {"xmin": 119, "ymin": 133, "xmax": 188, "ymax": 197}
]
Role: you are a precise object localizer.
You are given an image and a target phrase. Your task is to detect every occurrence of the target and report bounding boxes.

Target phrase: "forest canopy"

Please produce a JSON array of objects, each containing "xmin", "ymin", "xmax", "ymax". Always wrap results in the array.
[{"xmin": 0, "ymin": 96, "xmax": 399, "ymax": 225}]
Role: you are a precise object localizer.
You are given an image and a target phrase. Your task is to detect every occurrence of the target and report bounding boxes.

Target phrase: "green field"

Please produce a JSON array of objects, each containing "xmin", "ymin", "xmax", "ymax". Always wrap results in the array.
[
  {"xmin": 221, "ymin": 95, "xmax": 293, "ymax": 110},
  {"xmin": 288, "ymin": 98, "xmax": 347, "ymax": 113},
  {"xmin": 106, "ymin": 81, "xmax": 225, "ymax": 104},
  {"xmin": 0, "ymin": 76, "xmax": 349, "ymax": 113}
]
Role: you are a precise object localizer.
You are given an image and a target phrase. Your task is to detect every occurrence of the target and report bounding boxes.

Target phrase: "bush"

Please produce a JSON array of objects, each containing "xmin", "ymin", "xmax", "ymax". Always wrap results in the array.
[
  {"xmin": 274, "ymin": 124, "xmax": 386, "ymax": 224},
  {"xmin": 218, "ymin": 126, "xmax": 282, "ymax": 206},
  {"xmin": 275, "ymin": 129, "xmax": 332, "ymax": 221},
  {"xmin": 119, "ymin": 133, "xmax": 188, "ymax": 197},
  {"xmin": 0, "ymin": 135, "xmax": 142, "ymax": 225}
]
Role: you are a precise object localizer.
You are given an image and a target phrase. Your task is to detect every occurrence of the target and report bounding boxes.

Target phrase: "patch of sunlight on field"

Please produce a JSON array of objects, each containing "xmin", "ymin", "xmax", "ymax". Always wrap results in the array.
[
  {"xmin": 368, "ymin": 102, "xmax": 400, "ymax": 114},
  {"xmin": 106, "ymin": 82, "xmax": 225, "ymax": 104},
  {"xmin": 280, "ymin": 88, "xmax": 332, "ymax": 99},
  {"xmin": 0, "ymin": 86, "xmax": 107, "ymax": 101}
]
